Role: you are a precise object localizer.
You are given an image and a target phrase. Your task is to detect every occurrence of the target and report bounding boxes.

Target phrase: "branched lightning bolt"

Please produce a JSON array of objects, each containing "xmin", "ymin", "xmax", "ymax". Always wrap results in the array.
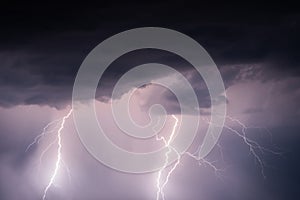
[
  {"xmin": 155, "ymin": 115, "xmax": 180, "ymax": 200},
  {"xmin": 26, "ymin": 119, "xmax": 62, "ymax": 152},
  {"xmin": 221, "ymin": 116, "xmax": 282, "ymax": 178},
  {"xmin": 195, "ymin": 115, "xmax": 282, "ymax": 179},
  {"xmin": 41, "ymin": 109, "xmax": 73, "ymax": 200},
  {"xmin": 26, "ymin": 109, "xmax": 73, "ymax": 200},
  {"xmin": 185, "ymin": 151, "xmax": 224, "ymax": 179},
  {"xmin": 27, "ymin": 108, "xmax": 280, "ymax": 200},
  {"xmin": 155, "ymin": 114, "xmax": 281, "ymax": 200}
]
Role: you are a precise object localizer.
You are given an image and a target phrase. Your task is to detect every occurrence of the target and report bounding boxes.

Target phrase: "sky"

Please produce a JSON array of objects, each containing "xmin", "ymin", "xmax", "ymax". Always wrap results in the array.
[{"xmin": 0, "ymin": 2, "xmax": 300, "ymax": 200}]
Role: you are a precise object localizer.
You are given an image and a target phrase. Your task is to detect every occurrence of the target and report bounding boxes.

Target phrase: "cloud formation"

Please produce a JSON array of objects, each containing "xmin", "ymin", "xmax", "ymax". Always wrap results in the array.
[{"xmin": 0, "ymin": 2, "xmax": 299, "ymax": 109}]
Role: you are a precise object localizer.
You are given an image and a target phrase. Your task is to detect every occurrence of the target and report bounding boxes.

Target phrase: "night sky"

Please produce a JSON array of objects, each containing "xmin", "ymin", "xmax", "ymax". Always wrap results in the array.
[{"xmin": 0, "ymin": 2, "xmax": 300, "ymax": 200}]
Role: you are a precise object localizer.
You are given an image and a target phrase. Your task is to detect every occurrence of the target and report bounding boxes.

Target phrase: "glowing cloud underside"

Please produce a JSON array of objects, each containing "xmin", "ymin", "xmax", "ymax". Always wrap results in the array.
[
  {"xmin": 41, "ymin": 109, "xmax": 73, "ymax": 200},
  {"xmin": 27, "ymin": 109, "xmax": 280, "ymax": 200}
]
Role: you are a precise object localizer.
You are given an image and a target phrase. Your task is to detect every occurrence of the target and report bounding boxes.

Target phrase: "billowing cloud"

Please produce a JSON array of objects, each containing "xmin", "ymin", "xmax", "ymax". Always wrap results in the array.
[{"xmin": 1, "ymin": 2, "xmax": 300, "ymax": 200}]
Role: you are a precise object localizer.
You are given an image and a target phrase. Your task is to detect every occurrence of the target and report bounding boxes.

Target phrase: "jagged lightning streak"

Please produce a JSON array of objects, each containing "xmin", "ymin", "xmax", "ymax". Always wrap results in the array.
[
  {"xmin": 221, "ymin": 116, "xmax": 282, "ymax": 178},
  {"xmin": 26, "ymin": 109, "xmax": 280, "ymax": 200},
  {"xmin": 26, "ymin": 109, "xmax": 73, "ymax": 199},
  {"xmin": 41, "ymin": 109, "xmax": 73, "ymax": 200},
  {"xmin": 184, "ymin": 115, "xmax": 282, "ymax": 181},
  {"xmin": 155, "ymin": 114, "xmax": 281, "ymax": 200},
  {"xmin": 26, "ymin": 119, "xmax": 62, "ymax": 152},
  {"xmin": 155, "ymin": 115, "xmax": 180, "ymax": 200}
]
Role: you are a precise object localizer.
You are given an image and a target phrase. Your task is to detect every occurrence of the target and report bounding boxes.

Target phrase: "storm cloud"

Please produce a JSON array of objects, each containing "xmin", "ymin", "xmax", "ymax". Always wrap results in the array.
[
  {"xmin": 0, "ymin": 2, "xmax": 300, "ymax": 200},
  {"xmin": 0, "ymin": 2, "xmax": 299, "ymax": 109}
]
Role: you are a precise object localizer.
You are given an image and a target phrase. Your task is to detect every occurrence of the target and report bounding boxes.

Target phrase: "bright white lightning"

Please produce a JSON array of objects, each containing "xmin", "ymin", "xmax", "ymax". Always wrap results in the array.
[
  {"xmin": 222, "ymin": 116, "xmax": 282, "ymax": 178},
  {"xmin": 41, "ymin": 109, "xmax": 73, "ymax": 200},
  {"xmin": 26, "ymin": 119, "xmax": 62, "ymax": 152},
  {"xmin": 155, "ymin": 115, "xmax": 180, "ymax": 200},
  {"xmin": 195, "ymin": 115, "xmax": 282, "ymax": 179},
  {"xmin": 155, "ymin": 114, "xmax": 281, "ymax": 200},
  {"xmin": 26, "ymin": 108, "xmax": 280, "ymax": 200}
]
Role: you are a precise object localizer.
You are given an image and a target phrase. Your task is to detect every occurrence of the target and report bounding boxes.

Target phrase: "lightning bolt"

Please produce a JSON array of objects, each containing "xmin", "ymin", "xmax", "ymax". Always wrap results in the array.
[
  {"xmin": 26, "ymin": 109, "xmax": 73, "ymax": 200},
  {"xmin": 41, "ymin": 109, "xmax": 73, "ymax": 200},
  {"xmin": 25, "ymin": 119, "xmax": 62, "ymax": 152},
  {"xmin": 155, "ymin": 114, "xmax": 281, "ymax": 200},
  {"xmin": 27, "ymin": 109, "xmax": 280, "ymax": 200},
  {"xmin": 155, "ymin": 115, "xmax": 180, "ymax": 200},
  {"xmin": 220, "ymin": 116, "xmax": 282, "ymax": 178}
]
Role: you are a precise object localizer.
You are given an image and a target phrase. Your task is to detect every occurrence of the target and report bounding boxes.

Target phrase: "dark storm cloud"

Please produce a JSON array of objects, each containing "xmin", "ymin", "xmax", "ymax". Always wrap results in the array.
[
  {"xmin": 1, "ymin": 3, "xmax": 300, "ymax": 200},
  {"xmin": 0, "ymin": 2, "xmax": 299, "ymax": 108}
]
